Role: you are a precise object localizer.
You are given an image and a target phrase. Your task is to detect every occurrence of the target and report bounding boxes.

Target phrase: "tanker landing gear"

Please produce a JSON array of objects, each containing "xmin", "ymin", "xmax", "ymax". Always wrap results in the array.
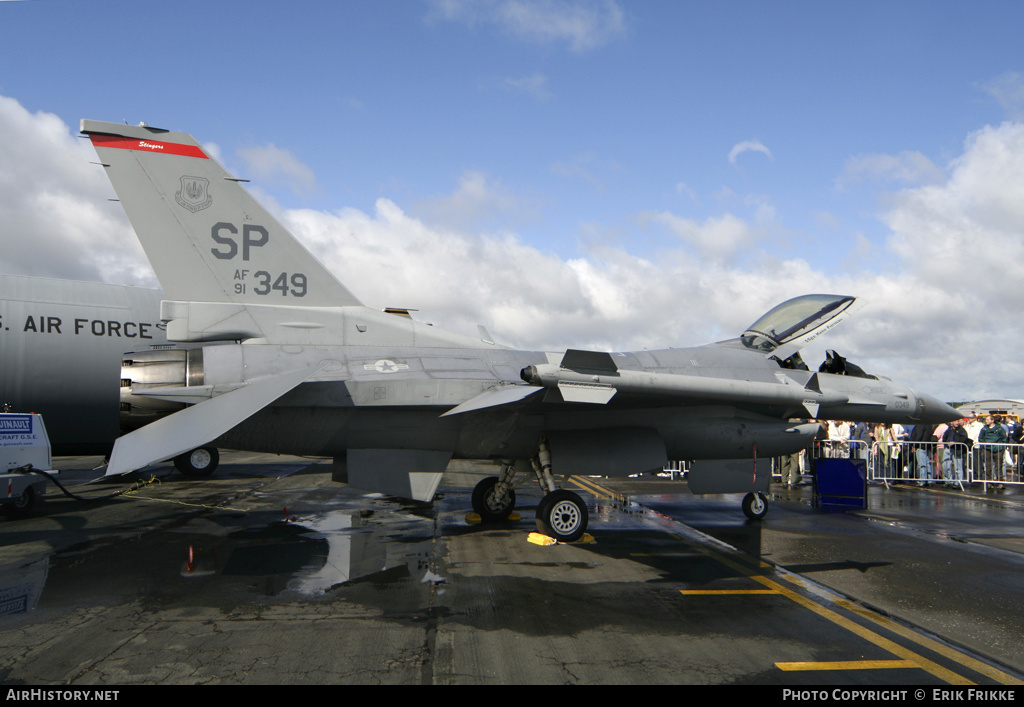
[
  {"xmin": 469, "ymin": 441, "xmax": 590, "ymax": 543},
  {"xmin": 174, "ymin": 446, "xmax": 219, "ymax": 477}
]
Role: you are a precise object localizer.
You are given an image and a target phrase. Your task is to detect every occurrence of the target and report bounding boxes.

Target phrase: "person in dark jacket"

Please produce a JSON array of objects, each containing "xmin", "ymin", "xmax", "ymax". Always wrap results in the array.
[
  {"xmin": 849, "ymin": 421, "xmax": 869, "ymax": 460},
  {"xmin": 909, "ymin": 423, "xmax": 937, "ymax": 484},
  {"xmin": 941, "ymin": 419, "xmax": 970, "ymax": 486},
  {"xmin": 978, "ymin": 415, "xmax": 1008, "ymax": 488}
]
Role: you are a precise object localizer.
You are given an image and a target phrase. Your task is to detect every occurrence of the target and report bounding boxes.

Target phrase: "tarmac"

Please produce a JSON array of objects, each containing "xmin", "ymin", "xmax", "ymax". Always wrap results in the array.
[{"xmin": 1, "ymin": 453, "xmax": 1023, "ymax": 686}]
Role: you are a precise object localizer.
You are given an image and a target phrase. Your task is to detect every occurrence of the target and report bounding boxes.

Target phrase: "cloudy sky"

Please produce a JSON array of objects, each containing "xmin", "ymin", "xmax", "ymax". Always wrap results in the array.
[{"xmin": 2, "ymin": 0, "xmax": 1024, "ymax": 403}]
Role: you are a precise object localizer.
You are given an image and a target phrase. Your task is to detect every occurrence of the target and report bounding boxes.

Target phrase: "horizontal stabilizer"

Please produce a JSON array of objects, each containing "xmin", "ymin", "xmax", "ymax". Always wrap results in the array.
[
  {"xmin": 105, "ymin": 365, "xmax": 322, "ymax": 476},
  {"xmin": 131, "ymin": 384, "xmax": 235, "ymax": 404},
  {"xmin": 560, "ymin": 349, "xmax": 618, "ymax": 372},
  {"xmin": 440, "ymin": 385, "xmax": 542, "ymax": 416}
]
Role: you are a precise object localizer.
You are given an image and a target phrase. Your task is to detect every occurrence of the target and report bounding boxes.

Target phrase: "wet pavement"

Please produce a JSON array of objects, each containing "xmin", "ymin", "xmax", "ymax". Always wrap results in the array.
[
  {"xmin": 602, "ymin": 477, "xmax": 1024, "ymax": 680},
  {"xmin": 1, "ymin": 455, "xmax": 1023, "ymax": 685}
]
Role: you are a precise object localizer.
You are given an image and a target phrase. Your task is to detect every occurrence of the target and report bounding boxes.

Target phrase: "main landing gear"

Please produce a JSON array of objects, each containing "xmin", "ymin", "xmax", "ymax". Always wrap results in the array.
[
  {"xmin": 535, "ymin": 489, "xmax": 588, "ymax": 543},
  {"xmin": 470, "ymin": 441, "xmax": 589, "ymax": 543}
]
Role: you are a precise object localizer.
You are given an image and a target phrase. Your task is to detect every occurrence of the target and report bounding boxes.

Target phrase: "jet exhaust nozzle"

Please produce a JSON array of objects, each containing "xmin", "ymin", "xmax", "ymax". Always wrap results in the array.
[{"xmin": 119, "ymin": 348, "xmax": 203, "ymax": 431}]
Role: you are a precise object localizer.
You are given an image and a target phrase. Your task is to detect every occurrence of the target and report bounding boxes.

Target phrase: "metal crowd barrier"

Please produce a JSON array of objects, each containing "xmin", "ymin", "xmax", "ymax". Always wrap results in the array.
[
  {"xmin": 866, "ymin": 440, "xmax": 968, "ymax": 490},
  {"xmin": 663, "ymin": 439, "xmax": 1024, "ymax": 490},
  {"xmin": 866, "ymin": 440, "xmax": 1024, "ymax": 490},
  {"xmin": 968, "ymin": 442, "xmax": 1024, "ymax": 489}
]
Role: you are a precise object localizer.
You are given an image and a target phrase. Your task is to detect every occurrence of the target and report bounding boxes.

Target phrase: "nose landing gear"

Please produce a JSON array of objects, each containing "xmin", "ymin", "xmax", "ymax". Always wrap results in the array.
[{"xmin": 742, "ymin": 491, "xmax": 768, "ymax": 521}]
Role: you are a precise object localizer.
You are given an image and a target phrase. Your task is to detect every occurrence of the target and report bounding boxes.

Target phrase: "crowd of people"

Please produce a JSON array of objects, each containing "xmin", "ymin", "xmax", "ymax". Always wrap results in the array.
[{"xmin": 778, "ymin": 414, "xmax": 1024, "ymax": 490}]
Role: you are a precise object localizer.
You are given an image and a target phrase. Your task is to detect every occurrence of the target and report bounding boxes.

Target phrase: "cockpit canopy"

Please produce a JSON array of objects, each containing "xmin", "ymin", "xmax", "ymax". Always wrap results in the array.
[
  {"xmin": 731, "ymin": 294, "xmax": 878, "ymax": 379},
  {"xmin": 740, "ymin": 294, "xmax": 857, "ymax": 353}
]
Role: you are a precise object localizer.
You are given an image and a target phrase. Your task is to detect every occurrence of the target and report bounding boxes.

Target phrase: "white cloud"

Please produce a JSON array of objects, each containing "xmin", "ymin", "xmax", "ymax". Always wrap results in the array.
[
  {"xmin": 728, "ymin": 140, "xmax": 773, "ymax": 165},
  {"xmin": 500, "ymin": 73, "xmax": 552, "ymax": 100},
  {"xmin": 412, "ymin": 170, "xmax": 539, "ymax": 231},
  {"xmin": 839, "ymin": 150, "xmax": 945, "ymax": 189},
  {"xmin": 286, "ymin": 199, "xmax": 801, "ymax": 353},
  {"xmin": 0, "ymin": 97, "xmax": 153, "ymax": 286},
  {"xmin": 639, "ymin": 211, "xmax": 755, "ymax": 265},
  {"xmin": 550, "ymin": 150, "xmax": 619, "ymax": 191},
  {"xmin": 429, "ymin": 0, "xmax": 626, "ymax": 52},
  {"xmin": 675, "ymin": 182, "xmax": 699, "ymax": 205},
  {"xmin": 236, "ymin": 143, "xmax": 318, "ymax": 197},
  {"xmin": 980, "ymin": 72, "xmax": 1024, "ymax": 121},
  {"xmin": 883, "ymin": 122, "xmax": 1024, "ymax": 302},
  {"xmin": 5, "ymin": 95, "xmax": 1024, "ymax": 402}
]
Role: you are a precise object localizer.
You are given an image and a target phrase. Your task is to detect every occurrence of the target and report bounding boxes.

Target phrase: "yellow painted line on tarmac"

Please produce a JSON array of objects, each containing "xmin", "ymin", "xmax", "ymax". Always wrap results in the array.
[
  {"xmin": 568, "ymin": 475, "xmax": 624, "ymax": 502},
  {"xmin": 778, "ymin": 558, "xmax": 1023, "ymax": 685},
  {"xmin": 708, "ymin": 549, "xmax": 975, "ymax": 684},
  {"xmin": 680, "ymin": 575, "xmax": 780, "ymax": 595},
  {"xmin": 777, "ymin": 660, "xmax": 916, "ymax": 672},
  {"xmin": 832, "ymin": 596, "xmax": 1023, "ymax": 685}
]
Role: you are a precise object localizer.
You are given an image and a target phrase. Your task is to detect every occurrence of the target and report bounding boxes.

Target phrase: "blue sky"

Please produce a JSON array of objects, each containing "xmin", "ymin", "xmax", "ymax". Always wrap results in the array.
[{"xmin": 3, "ymin": 0, "xmax": 1024, "ymax": 401}]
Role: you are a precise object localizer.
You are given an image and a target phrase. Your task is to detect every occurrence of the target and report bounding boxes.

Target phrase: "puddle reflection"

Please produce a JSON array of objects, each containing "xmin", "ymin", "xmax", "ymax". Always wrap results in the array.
[{"xmin": 219, "ymin": 507, "xmax": 434, "ymax": 596}]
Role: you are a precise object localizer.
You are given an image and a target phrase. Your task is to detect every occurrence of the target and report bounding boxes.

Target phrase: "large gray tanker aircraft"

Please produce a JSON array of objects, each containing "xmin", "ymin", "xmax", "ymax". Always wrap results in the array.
[
  {"xmin": 0, "ymin": 274, "xmax": 166, "ymax": 455},
  {"xmin": 80, "ymin": 119, "xmax": 959, "ymax": 541}
]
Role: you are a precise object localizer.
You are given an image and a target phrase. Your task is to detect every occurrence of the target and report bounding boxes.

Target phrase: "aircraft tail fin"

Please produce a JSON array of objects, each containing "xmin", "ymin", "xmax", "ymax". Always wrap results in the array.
[{"xmin": 80, "ymin": 120, "xmax": 362, "ymax": 310}]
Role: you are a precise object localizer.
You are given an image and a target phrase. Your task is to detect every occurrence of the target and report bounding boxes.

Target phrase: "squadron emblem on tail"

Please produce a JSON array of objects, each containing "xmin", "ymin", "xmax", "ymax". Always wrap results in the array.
[{"xmin": 175, "ymin": 176, "xmax": 212, "ymax": 213}]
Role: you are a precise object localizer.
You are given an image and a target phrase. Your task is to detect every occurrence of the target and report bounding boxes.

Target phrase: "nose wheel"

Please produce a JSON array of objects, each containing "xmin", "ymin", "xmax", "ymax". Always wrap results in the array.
[{"xmin": 742, "ymin": 492, "xmax": 768, "ymax": 521}]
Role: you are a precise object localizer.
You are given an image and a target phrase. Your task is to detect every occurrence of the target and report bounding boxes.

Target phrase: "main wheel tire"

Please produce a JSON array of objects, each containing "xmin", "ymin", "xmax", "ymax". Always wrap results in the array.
[
  {"xmin": 536, "ymin": 489, "xmax": 588, "ymax": 542},
  {"xmin": 174, "ymin": 447, "xmax": 220, "ymax": 478},
  {"xmin": 742, "ymin": 492, "xmax": 768, "ymax": 521},
  {"xmin": 472, "ymin": 476, "xmax": 516, "ymax": 522}
]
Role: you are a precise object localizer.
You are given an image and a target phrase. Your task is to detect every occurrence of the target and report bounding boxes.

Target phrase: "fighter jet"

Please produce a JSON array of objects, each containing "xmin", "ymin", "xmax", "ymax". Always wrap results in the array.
[{"xmin": 80, "ymin": 119, "xmax": 959, "ymax": 541}]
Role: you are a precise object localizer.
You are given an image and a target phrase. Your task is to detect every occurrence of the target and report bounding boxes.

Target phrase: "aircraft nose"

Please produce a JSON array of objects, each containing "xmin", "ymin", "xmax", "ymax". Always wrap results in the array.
[{"xmin": 916, "ymin": 392, "xmax": 961, "ymax": 423}]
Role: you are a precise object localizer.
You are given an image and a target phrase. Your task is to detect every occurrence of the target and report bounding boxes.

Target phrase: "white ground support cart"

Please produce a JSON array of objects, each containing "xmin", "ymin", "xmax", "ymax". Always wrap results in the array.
[{"xmin": 1, "ymin": 413, "xmax": 52, "ymax": 518}]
